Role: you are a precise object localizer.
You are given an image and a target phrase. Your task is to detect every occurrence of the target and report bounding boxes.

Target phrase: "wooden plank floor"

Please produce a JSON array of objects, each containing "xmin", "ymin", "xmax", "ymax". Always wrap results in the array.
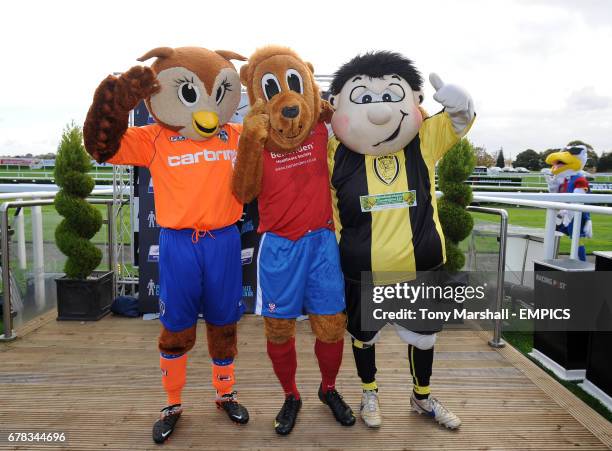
[{"xmin": 1, "ymin": 313, "xmax": 610, "ymax": 450}]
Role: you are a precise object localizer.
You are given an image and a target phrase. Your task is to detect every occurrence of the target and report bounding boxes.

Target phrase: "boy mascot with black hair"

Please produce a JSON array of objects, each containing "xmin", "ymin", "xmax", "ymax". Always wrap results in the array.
[
  {"xmin": 327, "ymin": 51, "xmax": 475, "ymax": 429},
  {"xmin": 232, "ymin": 46, "xmax": 355, "ymax": 435},
  {"xmin": 544, "ymin": 143, "xmax": 593, "ymax": 261},
  {"xmin": 83, "ymin": 46, "xmax": 249, "ymax": 443}
]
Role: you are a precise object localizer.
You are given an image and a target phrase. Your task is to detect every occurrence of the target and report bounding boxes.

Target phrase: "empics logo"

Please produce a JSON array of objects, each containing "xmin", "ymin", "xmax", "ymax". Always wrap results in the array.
[{"xmin": 167, "ymin": 149, "xmax": 237, "ymax": 167}]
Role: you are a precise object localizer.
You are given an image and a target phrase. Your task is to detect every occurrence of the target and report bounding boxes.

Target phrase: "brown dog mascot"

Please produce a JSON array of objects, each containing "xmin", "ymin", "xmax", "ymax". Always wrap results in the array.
[
  {"xmin": 83, "ymin": 46, "xmax": 249, "ymax": 444},
  {"xmin": 232, "ymin": 46, "xmax": 355, "ymax": 435}
]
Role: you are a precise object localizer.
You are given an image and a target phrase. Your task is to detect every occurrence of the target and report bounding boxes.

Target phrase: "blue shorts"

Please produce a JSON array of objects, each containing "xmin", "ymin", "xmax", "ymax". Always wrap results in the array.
[
  {"xmin": 256, "ymin": 228, "xmax": 345, "ymax": 318},
  {"xmin": 158, "ymin": 225, "xmax": 244, "ymax": 332}
]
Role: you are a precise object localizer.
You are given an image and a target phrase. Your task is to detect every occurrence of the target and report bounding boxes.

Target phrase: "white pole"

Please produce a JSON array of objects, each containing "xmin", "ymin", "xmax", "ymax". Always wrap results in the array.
[
  {"xmin": 31, "ymin": 204, "xmax": 45, "ymax": 309},
  {"xmin": 16, "ymin": 198, "xmax": 26, "ymax": 270},
  {"xmin": 543, "ymin": 208, "xmax": 557, "ymax": 260},
  {"xmin": 570, "ymin": 211, "xmax": 582, "ymax": 260}
]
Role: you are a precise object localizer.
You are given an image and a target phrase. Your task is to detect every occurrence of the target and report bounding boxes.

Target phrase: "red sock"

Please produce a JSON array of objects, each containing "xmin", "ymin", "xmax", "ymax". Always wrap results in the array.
[
  {"xmin": 315, "ymin": 338, "xmax": 344, "ymax": 393},
  {"xmin": 267, "ymin": 337, "xmax": 300, "ymax": 399}
]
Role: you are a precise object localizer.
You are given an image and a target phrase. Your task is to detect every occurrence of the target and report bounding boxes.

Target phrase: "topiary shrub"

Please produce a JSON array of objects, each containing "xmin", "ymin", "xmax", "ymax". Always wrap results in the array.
[
  {"xmin": 438, "ymin": 138, "xmax": 475, "ymax": 271},
  {"xmin": 54, "ymin": 123, "xmax": 103, "ymax": 279}
]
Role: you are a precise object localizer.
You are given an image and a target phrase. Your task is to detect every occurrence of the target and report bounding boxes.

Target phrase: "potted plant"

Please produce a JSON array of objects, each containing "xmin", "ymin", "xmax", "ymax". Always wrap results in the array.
[
  {"xmin": 438, "ymin": 138, "xmax": 475, "ymax": 271},
  {"xmin": 54, "ymin": 123, "xmax": 113, "ymax": 320},
  {"xmin": 437, "ymin": 139, "xmax": 476, "ymax": 322}
]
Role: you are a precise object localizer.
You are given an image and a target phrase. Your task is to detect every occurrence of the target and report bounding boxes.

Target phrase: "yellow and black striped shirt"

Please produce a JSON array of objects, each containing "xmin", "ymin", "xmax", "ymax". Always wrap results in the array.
[{"xmin": 328, "ymin": 112, "xmax": 465, "ymax": 285}]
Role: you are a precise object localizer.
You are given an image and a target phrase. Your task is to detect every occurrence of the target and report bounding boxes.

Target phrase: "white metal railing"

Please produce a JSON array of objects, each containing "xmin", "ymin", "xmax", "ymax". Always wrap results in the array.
[
  {"xmin": 471, "ymin": 192, "xmax": 612, "ymax": 261},
  {"xmin": 0, "ymin": 189, "xmax": 115, "ymax": 272},
  {"xmin": 0, "ymin": 188, "xmax": 114, "ymax": 200},
  {"xmin": 0, "ymin": 197, "xmax": 118, "ymax": 341},
  {"xmin": 466, "ymin": 206, "xmax": 508, "ymax": 348}
]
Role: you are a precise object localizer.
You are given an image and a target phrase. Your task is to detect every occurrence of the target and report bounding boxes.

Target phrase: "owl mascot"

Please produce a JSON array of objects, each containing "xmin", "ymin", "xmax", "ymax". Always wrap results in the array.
[{"xmin": 83, "ymin": 46, "xmax": 249, "ymax": 444}]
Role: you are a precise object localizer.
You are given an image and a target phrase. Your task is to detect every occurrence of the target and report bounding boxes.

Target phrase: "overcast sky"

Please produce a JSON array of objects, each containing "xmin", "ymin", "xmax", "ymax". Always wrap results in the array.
[{"xmin": 1, "ymin": 0, "xmax": 611, "ymax": 159}]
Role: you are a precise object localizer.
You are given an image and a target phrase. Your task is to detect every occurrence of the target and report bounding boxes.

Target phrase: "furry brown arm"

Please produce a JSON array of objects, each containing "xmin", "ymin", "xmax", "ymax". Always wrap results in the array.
[
  {"xmin": 318, "ymin": 99, "xmax": 334, "ymax": 124},
  {"xmin": 232, "ymin": 99, "xmax": 269, "ymax": 203},
  {"xmin": 83, "ymin": 66, "xmax": 160, "ymax": 163}
]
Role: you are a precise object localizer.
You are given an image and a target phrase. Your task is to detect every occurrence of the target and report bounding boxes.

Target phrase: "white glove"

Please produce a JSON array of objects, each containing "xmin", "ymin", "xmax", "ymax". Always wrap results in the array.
[
  {"xmin": 430, "ymin": 73, "xmax": 475, "ymax": 135},
  {"xmin": 544, "ymin": 171, "xmax": 562, "ymax": 192},
  {"xmin": 583, "ymin": 219, "xmax": 593, "ymax": 238},
  {"xmin": 556, "ymin": 209, "xmax": 572, "ymax": 227}
]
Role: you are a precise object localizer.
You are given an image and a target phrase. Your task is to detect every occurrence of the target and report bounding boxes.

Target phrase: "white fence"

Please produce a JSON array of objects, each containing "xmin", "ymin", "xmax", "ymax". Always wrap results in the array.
[{"xmin": 469, "ymin": 192, "xmax": 612, "ymax": 260}]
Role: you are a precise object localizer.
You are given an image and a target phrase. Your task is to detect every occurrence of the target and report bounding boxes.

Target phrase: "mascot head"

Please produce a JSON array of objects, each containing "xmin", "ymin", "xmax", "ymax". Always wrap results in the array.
[
  {"xmin": 545, "ymin": 143, "xmax": 588, "ymax": 176},
  {"xmin": 240, "ymin": 46, "xmax": 322, "ymax": 153},
  {"xmin": 137, "ymin": 46, "xmax": 246, "ymax": 141},
  {"xmin": 329, "ymin": 51, "xmax": 426, "ymax": 156}
]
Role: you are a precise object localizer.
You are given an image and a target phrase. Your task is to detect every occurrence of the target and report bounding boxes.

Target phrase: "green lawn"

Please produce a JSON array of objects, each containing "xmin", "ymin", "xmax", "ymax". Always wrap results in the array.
[
  {"xmin": 471, "ymin": 207, "xmax": 612, "ymax": 254},
  {"xmin": 17, "ymin": 205, "xmax": 123, "ymax": 244}
]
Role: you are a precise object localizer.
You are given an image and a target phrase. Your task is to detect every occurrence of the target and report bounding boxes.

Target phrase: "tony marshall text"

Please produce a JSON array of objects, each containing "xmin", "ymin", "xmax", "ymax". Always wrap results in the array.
[{"xmin": 372, "ymin": 308, "xmax": 571, "ymax": 321}]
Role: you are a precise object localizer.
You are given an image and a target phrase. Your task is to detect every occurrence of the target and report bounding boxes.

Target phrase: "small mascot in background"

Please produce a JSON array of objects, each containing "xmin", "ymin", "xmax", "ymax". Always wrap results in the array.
[
  {"xmin": 545, "ymin": 144, "xmax": 593, "ymax": 261},
  {"xmin": 233, "ymin": 46, "xmax": 355, "ymax": 435},
  {"xmin": 327, "ymin": 51, "xmax": 475, "ymax": 429},
  {"xmin": 83, "ymin": 46, "xmax": 249, "ymax": 444}
]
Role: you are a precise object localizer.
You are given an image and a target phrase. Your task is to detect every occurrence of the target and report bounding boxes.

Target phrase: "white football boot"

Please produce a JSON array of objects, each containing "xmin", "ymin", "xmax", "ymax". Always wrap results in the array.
[
  {"xmin": 410, "ymin": 394, "xmax": 461, "ymax": 429},
  {"xmin": 360, "ymin": 390, "xmax": 382, "ymax": 427}
]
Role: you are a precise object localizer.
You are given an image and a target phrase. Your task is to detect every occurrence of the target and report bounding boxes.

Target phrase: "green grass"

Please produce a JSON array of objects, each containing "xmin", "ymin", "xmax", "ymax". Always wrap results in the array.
[
  {"xmin": 21, "ymin": 205, "xmax": 105, "ymax": 243},
  {"xmin": 470, "ymin": 207, "xmax": 612, "ymax": 254},
  {"xmin": 1, "ymin": 203, "xmax": 134, "ymax": 276},
  {"xmin": 16, "ymin": 204, "xmax": 131, "ymax": 245}
]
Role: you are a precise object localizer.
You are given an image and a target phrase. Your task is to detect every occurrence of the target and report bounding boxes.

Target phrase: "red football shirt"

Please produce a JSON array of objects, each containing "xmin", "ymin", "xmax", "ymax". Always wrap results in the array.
[{"xmin": 257, "ymin": 122, "xmax": 334, "ymax": 240}]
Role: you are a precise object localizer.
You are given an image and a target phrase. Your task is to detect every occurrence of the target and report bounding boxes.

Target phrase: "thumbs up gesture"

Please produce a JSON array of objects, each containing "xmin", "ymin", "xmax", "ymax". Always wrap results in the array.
[{"xmin": 429, "ymin": 73, "xmax": 475, "ymax": 134}]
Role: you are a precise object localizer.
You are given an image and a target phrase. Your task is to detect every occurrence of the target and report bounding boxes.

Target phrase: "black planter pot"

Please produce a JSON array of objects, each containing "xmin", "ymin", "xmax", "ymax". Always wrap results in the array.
[{"xmin": 56, "ymin": 271, "xmax": 113, "ymax": 321}]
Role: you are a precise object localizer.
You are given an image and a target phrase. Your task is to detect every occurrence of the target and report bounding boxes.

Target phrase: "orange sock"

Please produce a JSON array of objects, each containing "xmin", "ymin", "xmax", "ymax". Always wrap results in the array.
[
  {"xmin": 212, "ymin": 361, "xmax": 235, "ymax": 398},
  {"xmin": 160, "ymin": 353, "xmax": 187, "ymax": 406}
]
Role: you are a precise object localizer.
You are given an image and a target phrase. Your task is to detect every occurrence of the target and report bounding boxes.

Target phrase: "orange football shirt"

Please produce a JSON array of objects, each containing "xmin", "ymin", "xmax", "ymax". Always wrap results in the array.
[{"xmin": 109, "ymin": 123, "xmax": 243, "ymax": 231}]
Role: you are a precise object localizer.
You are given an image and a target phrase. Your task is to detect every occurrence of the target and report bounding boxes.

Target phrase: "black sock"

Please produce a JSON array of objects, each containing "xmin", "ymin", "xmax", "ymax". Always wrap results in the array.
[
  {"xmin": 409, "ymin": 344, "xmax": 434, "ymax": 400},
  {"xmin": 352, "ymin": 338, "xmax": 377, "ymax": 388}
]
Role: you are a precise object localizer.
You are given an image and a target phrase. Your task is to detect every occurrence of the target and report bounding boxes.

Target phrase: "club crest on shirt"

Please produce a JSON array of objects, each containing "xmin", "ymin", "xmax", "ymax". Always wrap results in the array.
[
  {"xmin": 268, "ymin": 302, "xmax": 277, "ymax": 313},
  {"xmin": 373, "ymin": 155, "xmax": 400, "ymax": 185},
  {"xmin": 218, "ymin": 129, "xmax": 229, "ymax": 142}
]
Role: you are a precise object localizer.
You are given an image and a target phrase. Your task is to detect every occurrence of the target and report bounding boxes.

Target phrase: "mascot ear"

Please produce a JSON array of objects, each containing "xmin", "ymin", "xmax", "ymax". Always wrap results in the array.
[
  {"xmin": 137, "ymin": 47, "xmax": 175, "ymax": 62},
  {"xmin": 239, "ymin": 63, "xmax": 250, "ymax": 86},
  {"xmin": 328, "ymin": 95, "xmax": 337, "ymax": 110},
  {"xmin": 306, "ymin": 62, "xmax": 315, "ymax": 74},
  {"xmin": 215, "ymin": 50, "xmax": 247, "ymax": 62},
  {"xmin": 413, "ymin": 89, "xmax": 424, "ymax": 105}
]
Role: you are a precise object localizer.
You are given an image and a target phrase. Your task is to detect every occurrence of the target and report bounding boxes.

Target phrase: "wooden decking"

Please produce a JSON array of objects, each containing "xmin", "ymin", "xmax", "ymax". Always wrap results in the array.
[{"xmin": 1, "ymin": 313, "xmax": 610, "ymax": 450}]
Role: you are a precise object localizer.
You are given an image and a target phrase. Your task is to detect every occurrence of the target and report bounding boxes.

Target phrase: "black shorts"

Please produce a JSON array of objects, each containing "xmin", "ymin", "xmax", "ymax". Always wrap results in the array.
[{"xmin": 345, "ymin": 270, "xmax": 448, "ymax": 342}]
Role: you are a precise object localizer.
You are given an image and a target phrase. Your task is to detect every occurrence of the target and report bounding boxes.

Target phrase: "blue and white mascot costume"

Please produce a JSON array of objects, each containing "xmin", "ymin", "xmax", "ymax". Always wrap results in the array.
[{"xmin": 544, "ymin": 144, "xmax": 593, "ymax": 261}]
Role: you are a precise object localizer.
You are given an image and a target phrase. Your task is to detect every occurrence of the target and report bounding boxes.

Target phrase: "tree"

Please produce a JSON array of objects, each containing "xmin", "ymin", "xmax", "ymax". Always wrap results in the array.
[
  {"xmin": 437, "ymin": 139, "xmax": 475, "ymax": 271},
  {"xmin": 597, "ymin": 152, "xmax": 612, "ymax": 172},
  {"xmin": 473, "ymin": 146, "xmax": 495, "ymax": 167},
  {"xmin": 585, "ymin": 150, "xmax": 599, "ymax": 170},
  {"xmin": 513, "ymin": 149, "xmax": 541, "ymax": 170},
  {"xmin": 54, "ymin": 123, "xmax": 103, "ymax": 279},
  {"xmin": 495, "ymin": 148, "xmax": 505, "ymax": 168}
]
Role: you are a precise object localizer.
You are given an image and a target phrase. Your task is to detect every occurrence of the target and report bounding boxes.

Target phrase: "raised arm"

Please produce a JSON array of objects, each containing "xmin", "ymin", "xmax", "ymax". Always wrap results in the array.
[
  {"xmin": 232, "ymin": 99, "xmax": 269, "ymax": 203},
  {"xmin": 83, "ymin": 66, "xmax": 160, "ymax": 163}
]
